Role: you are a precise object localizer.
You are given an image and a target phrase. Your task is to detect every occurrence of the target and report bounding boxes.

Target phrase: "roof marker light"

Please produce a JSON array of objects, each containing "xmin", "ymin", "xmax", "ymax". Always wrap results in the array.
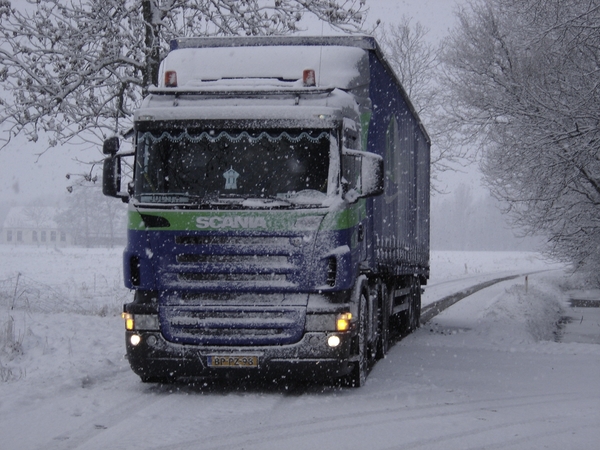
[
  {"xmin": 303, "ymin": 69, "xmax": 316, "ymax": 87},
  {"xmin": 165, "ymin": 70, "xmax": 178, "ymax": 88}
]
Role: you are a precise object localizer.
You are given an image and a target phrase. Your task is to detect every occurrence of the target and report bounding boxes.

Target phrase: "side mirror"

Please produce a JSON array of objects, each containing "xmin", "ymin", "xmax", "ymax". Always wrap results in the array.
[
  {"xmin": 359, "ymin": 151, "xmax": 384, "ymax": 197},
  {"xmin": 102, "ymin": 136, "xmax": 133, "ymax": 202},
  {"xmin": 103, "ymin": 136, "xmax": 120, "ymax": 155},
  {"xmin": 103, "ymin": 155, "xmax": 127, "ymax": 201},
  {"xmin": 102, "ymin": 155, "xmax": 120, "ymax": 197},
  {"xmin": 342, "ymin": 149, "xmax": 384, "ymax": 202}
]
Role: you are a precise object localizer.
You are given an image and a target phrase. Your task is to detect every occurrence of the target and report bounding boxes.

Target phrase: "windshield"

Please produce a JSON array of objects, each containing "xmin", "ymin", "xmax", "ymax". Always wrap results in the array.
[{"xmin": 134, "ymin": 129, "xmax": 331, "ymax": 206}]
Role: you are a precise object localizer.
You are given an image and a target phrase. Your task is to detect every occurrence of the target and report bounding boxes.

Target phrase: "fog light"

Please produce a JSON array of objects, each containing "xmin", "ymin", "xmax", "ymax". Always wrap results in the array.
[
  {"xmin": 327, "ymin": 335, "xmax": 341, "ymax": 347},
  {"xmin": 130, "ymin": 334, "xmax": 141, "ymax": 346},
  {"xmin": 336, "ymin": 312, "xmax": 352, "ymax": 332},
  {"xmin": 147, "ymin": 335, "xmax": 157, "ymax": 346}
]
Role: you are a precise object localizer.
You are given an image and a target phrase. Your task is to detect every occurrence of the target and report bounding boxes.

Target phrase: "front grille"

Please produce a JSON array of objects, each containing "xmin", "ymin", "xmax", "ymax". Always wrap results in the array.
[
  {"xmin": 160, "ymin": 305, "xmax": 306, "ymax": 346},
  {"xmin": 157, "ymin": 232, "xmax": 302, "ymax": 290},
  {"xmin": 176, "ymin": 235, "xmax": 290, "ymax": 246},
  {"xmin": 176, "ymin": 236, "xmax": 231, "ymax": 245},
  {"xmin": 179, "ymin": 273, "xmax": 287, "ymax": 282},
  {"xmin": 177, "ymin": 254, "xmax": 289, "ymax": 265}
]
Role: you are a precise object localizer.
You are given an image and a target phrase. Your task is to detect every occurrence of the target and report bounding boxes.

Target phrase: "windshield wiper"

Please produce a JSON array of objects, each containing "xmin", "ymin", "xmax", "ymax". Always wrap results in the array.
[
  {"xmin": 216, "ymin": 194, "xmax": 294, "ymax": 208},
  {"xmin": 137, "ymin": 193, "xmax": 225, "ymax": 207},
  {"xmin": 137, "ymin": 192, "xmax": 321, "ymax": 209}
]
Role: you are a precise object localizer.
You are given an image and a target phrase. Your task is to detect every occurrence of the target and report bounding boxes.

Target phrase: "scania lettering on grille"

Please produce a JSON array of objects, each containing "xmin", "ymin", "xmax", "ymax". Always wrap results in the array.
[{"xmin": 196, "ymin": 216, "xmax": 267, "ymax": 229}]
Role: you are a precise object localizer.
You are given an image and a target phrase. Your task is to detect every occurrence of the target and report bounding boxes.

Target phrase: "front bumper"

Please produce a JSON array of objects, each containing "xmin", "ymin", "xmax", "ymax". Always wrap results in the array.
[{"xmin": 125, "ymin": 329, "xmax": 353, "ymax": 381}]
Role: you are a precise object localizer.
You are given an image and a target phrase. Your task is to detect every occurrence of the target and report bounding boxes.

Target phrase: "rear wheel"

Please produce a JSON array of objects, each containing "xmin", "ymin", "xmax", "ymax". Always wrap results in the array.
[
  {"xmin": 376, "ymin": 282, "xmax": 390, "ymax": 360},
  {"xmin": 406, "ymin": 277, "xmax": 421, "ymax": 332},
  {"xmin": 411, "ymin": 278, "xmax": 421, "ymax": 331},
  {"xmin": 399, "ymin": 277, "xmax": 421, "ymax": 335}
]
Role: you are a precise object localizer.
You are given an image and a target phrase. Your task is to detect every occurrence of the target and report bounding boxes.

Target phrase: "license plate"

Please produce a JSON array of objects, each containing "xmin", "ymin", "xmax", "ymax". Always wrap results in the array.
[{"xmin": 207, "ymin": 355, "xmax": 259, "ymax": 368}]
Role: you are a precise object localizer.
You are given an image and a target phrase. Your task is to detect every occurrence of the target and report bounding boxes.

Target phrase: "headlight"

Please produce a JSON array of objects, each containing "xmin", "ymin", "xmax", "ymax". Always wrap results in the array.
[
  {"xmin": 121, "ymin": 313, "xmax": 159, "ymax": 331},
  {"xmin": 327, "ymin": 335, "xmax": 341, "ymax": 347}
]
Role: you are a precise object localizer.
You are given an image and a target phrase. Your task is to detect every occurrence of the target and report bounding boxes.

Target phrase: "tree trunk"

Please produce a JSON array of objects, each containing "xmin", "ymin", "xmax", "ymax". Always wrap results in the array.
[{"xmin": 142, "ymin": 0, "xmax": 161, "ymax": 94}]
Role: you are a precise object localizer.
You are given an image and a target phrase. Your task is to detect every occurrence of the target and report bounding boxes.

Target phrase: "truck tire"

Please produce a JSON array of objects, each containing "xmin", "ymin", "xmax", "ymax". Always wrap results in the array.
[
  {"xmin": 399, "ymin": 277, "xmax": 421, "ymax": 335},
  {"xmin": 412, "ymin": 278, "xmax": 422, "ymax": 330},
  {"xmin": 376, "ymin": 282, "xmax": 390, "ymax": 360},
  {"xmin": 346, "ymin": 282, "xmax": 369, "ymax": 387},
  {"xmin": 408, "ymin": 277, "xmax": 421, "ymax": 332}
]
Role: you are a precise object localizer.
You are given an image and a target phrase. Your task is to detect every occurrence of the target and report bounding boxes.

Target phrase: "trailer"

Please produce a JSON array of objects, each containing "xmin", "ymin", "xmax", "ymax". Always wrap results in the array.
[{"xmin": 103, "ymin": 35, "xmax": 430, "ymax": 386}]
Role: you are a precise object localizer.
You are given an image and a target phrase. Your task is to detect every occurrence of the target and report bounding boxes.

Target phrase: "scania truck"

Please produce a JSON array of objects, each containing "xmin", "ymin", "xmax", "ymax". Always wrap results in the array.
[{"xmin": 103, "ymin": 35, "xmax": 430, "ymax": 386}]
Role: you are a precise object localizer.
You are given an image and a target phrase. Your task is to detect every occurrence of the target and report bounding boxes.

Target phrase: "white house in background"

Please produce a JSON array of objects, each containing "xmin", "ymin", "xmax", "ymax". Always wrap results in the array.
[{"xmin": 0, "ymin": 206, "xmax": 74, "ymax": 246}]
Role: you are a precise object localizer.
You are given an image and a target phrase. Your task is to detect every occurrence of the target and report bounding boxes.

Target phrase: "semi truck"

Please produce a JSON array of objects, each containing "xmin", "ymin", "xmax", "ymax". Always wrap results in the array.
[{"xmin": 103, "ymin": 35, "xmax": 430, "ymax": 387}]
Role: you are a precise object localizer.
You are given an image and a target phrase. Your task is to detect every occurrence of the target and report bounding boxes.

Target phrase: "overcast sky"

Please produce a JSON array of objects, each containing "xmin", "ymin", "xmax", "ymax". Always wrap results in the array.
[
  {"xmin": 0, "ymin": 0, "xmax": 464, "ymax": 205},
  {"xmin": 367, "ymin": 0, "xmax": 459, "ymax": 40}
]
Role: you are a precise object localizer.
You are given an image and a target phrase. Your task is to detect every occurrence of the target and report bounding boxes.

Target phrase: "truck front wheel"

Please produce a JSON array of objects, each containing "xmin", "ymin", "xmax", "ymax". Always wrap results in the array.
[{"xmin": 346, "ymin": 281, "xmax": 369, "ymax": 387}]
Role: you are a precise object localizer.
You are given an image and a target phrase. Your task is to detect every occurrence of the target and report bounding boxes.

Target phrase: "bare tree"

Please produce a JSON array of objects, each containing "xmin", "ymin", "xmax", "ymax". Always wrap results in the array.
[
  {"xmin": 377, "ymin": 16, "xmax": 472, "ymax": 190},
  {"xmin": 0, "ymin": 0, "xmax": 367, "ymax": 149},
  {"xmin": 441, "ymin": 0, "xmax": 600, "ymax": 275},
  {"xmin": 377, "ymin": 17, "xmax": 438, "ymax": 118}
]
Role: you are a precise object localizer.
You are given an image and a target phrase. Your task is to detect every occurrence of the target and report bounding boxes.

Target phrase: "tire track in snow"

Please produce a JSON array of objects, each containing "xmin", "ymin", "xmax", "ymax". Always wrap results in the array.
[
  {"xmin": 40, "ymin": 384, "xmax": 167, "ymax": 450},
  {"xmin": 143, "ymin": 391, "xmax": 584, "ymax": 450},
  {"xmin": 380, "ymin": 411, "xmax": 599, "ymax": 450},
  {"xmin": 458, "ymin": 422, "xmax": 600, "ymax": 450}
]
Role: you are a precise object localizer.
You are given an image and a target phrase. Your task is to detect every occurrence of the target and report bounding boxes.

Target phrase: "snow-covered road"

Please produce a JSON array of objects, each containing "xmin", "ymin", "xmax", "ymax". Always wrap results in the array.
[{"xmin": 1, "ymin": 249, "xmax": 598, "ymax": 449}]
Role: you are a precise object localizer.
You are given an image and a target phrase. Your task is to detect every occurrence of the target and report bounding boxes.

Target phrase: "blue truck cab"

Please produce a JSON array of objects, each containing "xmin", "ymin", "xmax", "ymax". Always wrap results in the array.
[{"xmin": 103, "ymin": 36, "xmax": 430, "ymax": 386}]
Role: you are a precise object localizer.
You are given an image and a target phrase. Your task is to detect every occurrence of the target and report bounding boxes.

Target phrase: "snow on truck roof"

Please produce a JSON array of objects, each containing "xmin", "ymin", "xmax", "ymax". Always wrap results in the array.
[
  {"xmin": 170, "ymin": 35, "xmax": 379, "ymax": 50},
  {"xmin": 156, "ymin": 35, "xmax": 374, "ymax": 92}
]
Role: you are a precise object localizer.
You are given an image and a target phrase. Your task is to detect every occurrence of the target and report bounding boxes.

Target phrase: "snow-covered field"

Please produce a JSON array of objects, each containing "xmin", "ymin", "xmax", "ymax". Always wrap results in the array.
[{"xmin": 1, "ymin": 247, "xmax": 598, "ymax": 449}]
